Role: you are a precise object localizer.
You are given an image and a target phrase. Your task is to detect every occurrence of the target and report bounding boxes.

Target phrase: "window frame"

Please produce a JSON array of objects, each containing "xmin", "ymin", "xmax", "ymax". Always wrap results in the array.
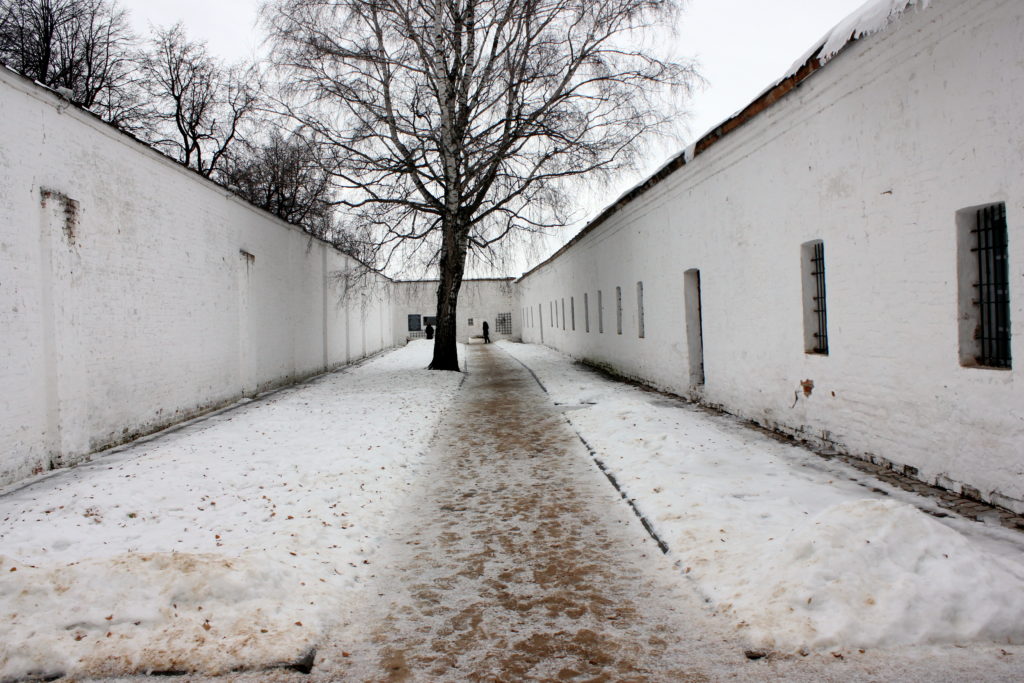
[
  {"xmin": 958, "ymin": 202, "xmax": 1012, "ymax": 368},
  {"xmin": 637, "ymin": 281, "xmax": 645, "ymax": 339},
  {"xmin": 801, "ymin": 240, "xmax": 829, "ymax": 355},
  {"xmin": 615, "ymin": 286, "xmax": 623, "ymax": 335}
]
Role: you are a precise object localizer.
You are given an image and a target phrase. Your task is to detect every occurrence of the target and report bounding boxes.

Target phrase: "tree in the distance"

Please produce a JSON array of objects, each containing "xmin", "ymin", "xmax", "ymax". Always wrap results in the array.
[
  {"xmin": 0, "ymin": 0, "xmax": 142, "ymax": 128},
  {"xmin": 221, "ymin": 128, "xmax": 337, "ymax": 235},
  {"xmin": 139, "ymin": 23, "xmax": 260, "ymax": 178},
  {"xmin": 266, "ymin": 0, "xmax": 698, "ymax": 370}
]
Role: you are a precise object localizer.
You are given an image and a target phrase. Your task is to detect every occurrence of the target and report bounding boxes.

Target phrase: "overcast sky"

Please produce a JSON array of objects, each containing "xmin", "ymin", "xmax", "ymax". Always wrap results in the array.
[
  {"xmin": 123, "ymin": 0, "xmax": 866, "ymax": 144},
  {"xmin": 121, "ymin": 0, "xmax": 868, "ymax": 269}
]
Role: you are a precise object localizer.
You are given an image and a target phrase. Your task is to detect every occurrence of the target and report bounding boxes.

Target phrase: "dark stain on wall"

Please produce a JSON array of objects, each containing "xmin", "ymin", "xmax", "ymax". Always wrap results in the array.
[{"xmin": 40, "ymin": 188, "xmax": 80, "ymax": 245}]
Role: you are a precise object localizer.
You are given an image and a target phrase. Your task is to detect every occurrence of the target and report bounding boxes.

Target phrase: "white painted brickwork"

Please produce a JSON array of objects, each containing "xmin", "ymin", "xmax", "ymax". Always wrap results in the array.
[
  {"xmin": 0, "ymin": 67, "xmax": 393, "ymax": 488},
  {"xmin": 518, "ymin": 0, "xmax": 1024, "ymax": 512}
]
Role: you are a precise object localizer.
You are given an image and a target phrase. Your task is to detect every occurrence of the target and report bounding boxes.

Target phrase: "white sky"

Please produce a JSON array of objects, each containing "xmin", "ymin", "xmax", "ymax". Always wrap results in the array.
[
  {"xmin": 123, "ymin": 0, "xmax": 867, "ymax": 143},
  {"xmin": 121, "ymin": 0, "xmax": 868, "ymax": 270}
]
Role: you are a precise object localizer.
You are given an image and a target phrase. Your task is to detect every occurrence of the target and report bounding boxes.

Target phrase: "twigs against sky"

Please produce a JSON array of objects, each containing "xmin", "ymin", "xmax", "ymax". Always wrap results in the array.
[{"xmin": 265, "ymin": 0, "xmax": 698, "ymax": 276}]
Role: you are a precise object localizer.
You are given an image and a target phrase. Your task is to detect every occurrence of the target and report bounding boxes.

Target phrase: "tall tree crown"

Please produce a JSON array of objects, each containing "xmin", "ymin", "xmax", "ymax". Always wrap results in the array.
[
  {"xmin": 0, "ymin": 0, "xmax": 140, "ymax": 127},
  {"xmin": 267, "ymin": 0, "xmax": 696, "ymax": 274}
]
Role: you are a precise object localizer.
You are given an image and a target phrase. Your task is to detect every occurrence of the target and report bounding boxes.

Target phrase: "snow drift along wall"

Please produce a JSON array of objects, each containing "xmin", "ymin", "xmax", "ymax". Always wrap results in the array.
[
  {"xmin": 517, "ymin": 0, "xmax": 1024, "ymax": 512},
  {"xmin": 0, "ymin": 67, "xmax": 394, "ymax": 488}
]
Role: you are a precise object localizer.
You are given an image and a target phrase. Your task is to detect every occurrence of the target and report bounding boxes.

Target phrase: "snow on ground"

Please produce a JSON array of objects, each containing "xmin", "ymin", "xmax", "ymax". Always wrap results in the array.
[
  {"xmin": 0, "ymin": 341, "xmax": 461, "ymax": 679},
  {"xmin": 498, "ymin": 341, "xmax": 1024, "ymax": 653}
]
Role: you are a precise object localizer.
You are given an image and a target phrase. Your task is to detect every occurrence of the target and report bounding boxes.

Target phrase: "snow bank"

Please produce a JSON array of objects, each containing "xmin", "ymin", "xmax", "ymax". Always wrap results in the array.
[
  {"xmin": 733, "ymin": 499, "xmax": 1024, "ymax": 650},
  {"xmin": 0, "ymin": 552, "xmax": 319, "ymax": 676},
  {"xmin": 498, "ymin": 341, "xmax": 1024, "ymax": 652},
  {"xmin": 0, "ymin": 341, "xmax": 462, "ymax": 678}
]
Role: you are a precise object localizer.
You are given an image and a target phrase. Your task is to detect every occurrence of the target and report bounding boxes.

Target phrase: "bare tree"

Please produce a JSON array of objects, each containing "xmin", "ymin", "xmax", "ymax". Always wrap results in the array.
[
  {"xmin": 0, "ymin": 0, "xmax": 141, "ymax": 127},
  {"xmin": 139, "ymin": 23, "xmax": 260, "ymax": 178},
  {"xmin": 266, "ymin": 0, "xmax": 697, "ymax": 370},
  {"xmin": 221, "ymin": 127, "xmax": 337, "ymax": 233}
]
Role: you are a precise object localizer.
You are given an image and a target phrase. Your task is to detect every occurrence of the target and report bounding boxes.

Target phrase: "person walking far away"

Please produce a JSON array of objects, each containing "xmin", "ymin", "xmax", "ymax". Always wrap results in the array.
[
  {"xmin": 482, "ymin": 320, "xmax": 490, "ymax": 343},
  {"xmin": 425, "ymin": 323, "xmax": 434, "ymax": 339}
]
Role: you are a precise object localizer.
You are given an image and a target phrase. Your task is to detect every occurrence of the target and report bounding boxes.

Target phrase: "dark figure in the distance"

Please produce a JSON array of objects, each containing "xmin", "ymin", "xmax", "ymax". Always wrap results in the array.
[
  {"xmin": 482, "ymin": 320, "xmax": 490, "ymax": 343},
  {"xmin": 425, "ymin": 323, "xmax": 434, "ymax": 339}
]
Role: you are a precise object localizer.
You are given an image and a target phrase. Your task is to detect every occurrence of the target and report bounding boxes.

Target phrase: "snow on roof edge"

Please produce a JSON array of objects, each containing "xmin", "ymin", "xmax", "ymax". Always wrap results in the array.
[{"xmin": 517, "ymin": 0, "xmax": 931, "ymax": 282}]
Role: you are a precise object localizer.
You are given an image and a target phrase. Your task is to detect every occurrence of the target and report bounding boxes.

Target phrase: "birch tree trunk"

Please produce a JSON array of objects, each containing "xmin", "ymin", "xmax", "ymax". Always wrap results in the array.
[{"xmin": 430, "ymin": 228, "xmax": 468, "ymax": 370}]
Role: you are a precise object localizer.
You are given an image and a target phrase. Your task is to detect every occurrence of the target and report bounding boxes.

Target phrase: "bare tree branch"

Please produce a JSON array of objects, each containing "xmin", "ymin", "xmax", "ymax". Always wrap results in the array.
[
  {"xmin": 138, "ymin": 23, "xmax": 260, "ymax": 178},
  {"xmin": 0, "ymin": 0, "xmax": 144, "ymax": 128}
]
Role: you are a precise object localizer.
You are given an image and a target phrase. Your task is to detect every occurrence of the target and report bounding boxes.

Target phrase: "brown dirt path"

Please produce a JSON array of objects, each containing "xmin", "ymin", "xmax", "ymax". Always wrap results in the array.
[{"xmin": 313, "ymin": 343, "xmax": 744, "ymax": 681}]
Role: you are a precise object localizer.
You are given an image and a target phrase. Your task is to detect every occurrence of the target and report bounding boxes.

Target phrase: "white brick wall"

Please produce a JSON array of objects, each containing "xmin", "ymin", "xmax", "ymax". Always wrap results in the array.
[
  {"xmin": 0, "ymin": 67, "xmax": 394, "ymax": 487},
  {"xmin": 517, "ymin": 0, "xmax": 1024, "ymax": 512}
]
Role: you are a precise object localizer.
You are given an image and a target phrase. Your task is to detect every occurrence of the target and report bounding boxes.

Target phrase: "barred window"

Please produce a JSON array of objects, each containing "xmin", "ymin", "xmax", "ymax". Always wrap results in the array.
[
  {"xmin": 584, "ymin": 292, "xmax": 590, "ymax": 332},
  {"xmin": 616, "ymin": 286, "xmax": 622, "ymax": 335},
  {"xmin": 801, "ymin": 240, "xmax": 828, "ymax": 355},
  {"xmin": 959, "ymin": 203, "xmax": 1011, "ymax": 368},
  {"xmin": 495, "ymin": 312, "xmax": 512, "ymax": 335},
  {"xmin": 637, "ymin": 281, "xmax": 645, "ymax": 338}
]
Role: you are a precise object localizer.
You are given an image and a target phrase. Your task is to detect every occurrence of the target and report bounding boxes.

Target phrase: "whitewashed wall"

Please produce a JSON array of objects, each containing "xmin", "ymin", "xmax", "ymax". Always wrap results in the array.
[
  {"xmin": 518, "ymin": 0, "xmax": 1024, "ymax": 512},
  {"xmin": 0, "ymin": 67, "xmax": 393, "ymax": 488},
  {"xmin": 393, "ymin": 279, "xmax": 520, "ymax": 344}
]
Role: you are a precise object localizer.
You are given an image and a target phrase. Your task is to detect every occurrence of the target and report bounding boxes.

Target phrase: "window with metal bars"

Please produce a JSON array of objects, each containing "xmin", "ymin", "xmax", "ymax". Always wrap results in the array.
[
  {"xmin": 584, "ymin": 292, "xmax": 590, "ymax": 332},
  {"xmin": 637, "ymin": 281, "xmax": 645, "ymax": 338},
  {"xmin": 495, "ymin": 312, "xmax": 512, "ymax": 335},
  {"xmin": 616, "ymin": 286, "xmax": 623, "ymax": 335},
  {"xmin": 801, "ymin": 240, "xmax": 828, "ymax": 354},
  {"xmin": 970, "ymin": 204, "xmax": 1011, "ymax": 368}
]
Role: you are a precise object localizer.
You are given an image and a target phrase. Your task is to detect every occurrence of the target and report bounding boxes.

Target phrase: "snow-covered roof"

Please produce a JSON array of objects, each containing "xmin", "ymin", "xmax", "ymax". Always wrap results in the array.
[
  {"xmin": 798, "ymin": 0, "xmax": 931, "ymax": 76},
  {"xmin": 519, "ymin": 0, "xmax": 931, "ymax": 281}
]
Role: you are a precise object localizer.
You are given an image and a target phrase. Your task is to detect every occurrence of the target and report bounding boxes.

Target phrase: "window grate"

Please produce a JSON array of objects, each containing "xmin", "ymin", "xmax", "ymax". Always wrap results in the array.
[
  {"xmin": 615, "ymin": 286, "xmax": 622, "ymax": 335},
  {"xmin": 495, "ymin": 312, "xmax": 512, "ymax": 335},
  {"xmin": 810, "ymin": 242, "xmax": 828, "ymax": 354},
  {"xmin": 974, "ymin": 204, "xmax": 1011, "ymax": 367},
  {"xmin": 637, "ymin": 281, "xmax": 645, "ymax": 338}
]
